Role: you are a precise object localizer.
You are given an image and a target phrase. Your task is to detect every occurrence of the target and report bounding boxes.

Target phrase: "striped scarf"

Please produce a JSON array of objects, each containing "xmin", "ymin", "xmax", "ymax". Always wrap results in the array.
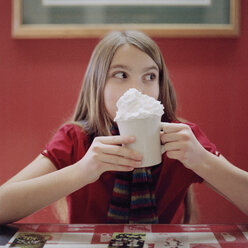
[{"xmin": 107, "ymin": 126, "xmax": 158, "ymax": 224}]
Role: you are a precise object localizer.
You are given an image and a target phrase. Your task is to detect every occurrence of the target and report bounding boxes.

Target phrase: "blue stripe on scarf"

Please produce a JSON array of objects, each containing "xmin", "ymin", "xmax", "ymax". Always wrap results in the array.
[{"xmin": 114, "ymin": 182, "xmax": 129, "ymax": 191}]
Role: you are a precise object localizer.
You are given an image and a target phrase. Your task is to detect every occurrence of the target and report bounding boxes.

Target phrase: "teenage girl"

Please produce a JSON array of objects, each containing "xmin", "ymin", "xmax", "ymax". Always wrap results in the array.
[{"xmin": 0, "ymin": 30, "xmax": 247, "ymax": 224}]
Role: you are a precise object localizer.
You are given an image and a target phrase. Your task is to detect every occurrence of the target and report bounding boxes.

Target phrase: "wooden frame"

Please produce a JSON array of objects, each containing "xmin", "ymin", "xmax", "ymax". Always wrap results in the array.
[{"xmin": 12, "ymin": 0, "xmax": 240, "ymax": 38}]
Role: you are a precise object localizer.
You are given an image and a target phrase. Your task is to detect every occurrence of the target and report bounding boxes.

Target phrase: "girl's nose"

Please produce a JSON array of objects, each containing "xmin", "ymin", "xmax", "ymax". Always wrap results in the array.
[{"xmin": 130, "ymin": 80, "xmax": 144, "ymax": 93}]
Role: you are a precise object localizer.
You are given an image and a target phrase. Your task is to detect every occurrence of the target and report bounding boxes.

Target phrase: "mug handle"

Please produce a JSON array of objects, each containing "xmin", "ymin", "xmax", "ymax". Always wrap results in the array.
[{"xmin": 160, "ymin": 122, "xmax": 166, "ymax": 154}]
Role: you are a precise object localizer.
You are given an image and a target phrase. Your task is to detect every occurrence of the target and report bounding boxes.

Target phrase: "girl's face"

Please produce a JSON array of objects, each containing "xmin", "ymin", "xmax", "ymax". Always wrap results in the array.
[{"xmin": 104, "ymin": 44, "xmax": 160, "ymax": 121}]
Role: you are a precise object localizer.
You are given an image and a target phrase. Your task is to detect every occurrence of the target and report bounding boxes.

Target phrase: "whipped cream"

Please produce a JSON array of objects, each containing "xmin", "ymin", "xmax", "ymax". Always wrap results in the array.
[{"xmin": 114, "ymin": 88, "xmax": 164, "ymax": 121}]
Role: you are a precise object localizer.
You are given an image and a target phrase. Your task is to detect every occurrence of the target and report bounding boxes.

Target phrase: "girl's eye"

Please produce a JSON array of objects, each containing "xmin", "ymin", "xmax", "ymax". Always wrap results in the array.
[
  {"xmin": 144, "ymin": 73, "xmax": 157, "ymax": 81},
  {"xmin": 114, "ymin": 72, "xmax": 127, "ymax": 79}
]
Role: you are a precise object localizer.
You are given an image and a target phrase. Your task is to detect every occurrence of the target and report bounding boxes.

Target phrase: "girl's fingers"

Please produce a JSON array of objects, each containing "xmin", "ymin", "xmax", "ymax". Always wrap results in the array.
[
  {"xmin": 97, "ymin": 135, "xmax": 136, "ymax": 145},
  {"xmin": 161, "ymin": 132, "xmax": 181, "ymax": 144},
  {"xmin": 164, "ymin": 141, "xmax": 182, "ymax": 152},
  {"xmin": 162, "ymin": 122, "xmax": 189, "ymax": 134},
  {"xmin": 101, "ymin": 143, "xmax": 143, "ymax": 161},
  {"xmin": 161, "ymin": 123, "xmax": 192, "ymax": 145},
  {"xmin": 100, "ymin": 153, "xmax": 142, "ymax": 167},
  {"xmin": 103, "ymin": 162, "xmax": 135, "ymax": 172},
  {"xmin": 94, "ymin": 136, "xmax": 143, "ymax": 161},
  {"xmin": 97, "ymin": 135, "xmax": 143, "ymax": 158}
]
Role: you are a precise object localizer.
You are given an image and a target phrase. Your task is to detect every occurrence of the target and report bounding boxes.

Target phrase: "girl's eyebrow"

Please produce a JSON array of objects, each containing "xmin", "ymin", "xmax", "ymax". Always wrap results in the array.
[
  {"xmin": 143, "ymin": 66, "xmax": 159, "ymax": 72},
  {"xmin": 109, "ymin": 64, "xmax": 158, "ymax": 72},
  {"xmin": 109, "ymin": 64, "xmax": 130, "ymax": 71}
]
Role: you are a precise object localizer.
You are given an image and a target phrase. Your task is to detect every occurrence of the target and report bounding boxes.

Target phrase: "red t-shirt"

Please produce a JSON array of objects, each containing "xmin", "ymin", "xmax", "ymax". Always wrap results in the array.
[{"xmin": 41, "ymin": 122, "xmax": 218, "ymax": 224}]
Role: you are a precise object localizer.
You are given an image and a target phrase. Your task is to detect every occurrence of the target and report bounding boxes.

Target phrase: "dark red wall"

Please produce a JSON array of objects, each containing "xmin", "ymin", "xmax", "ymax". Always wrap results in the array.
[{"xmin": 1, "ymin": 1, "xmax": 248, "ymax": 223}]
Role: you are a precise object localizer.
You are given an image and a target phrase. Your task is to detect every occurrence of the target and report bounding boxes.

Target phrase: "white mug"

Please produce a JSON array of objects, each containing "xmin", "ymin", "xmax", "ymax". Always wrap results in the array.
[{"xmin": 116, "ymin": 116, "xmax": 165, "ymax": 167}]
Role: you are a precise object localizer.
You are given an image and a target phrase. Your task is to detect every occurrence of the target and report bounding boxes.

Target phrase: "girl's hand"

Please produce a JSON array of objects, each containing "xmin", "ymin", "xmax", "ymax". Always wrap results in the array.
[
  {"xmin": 76, "ymin": 136, "xmax": 143, "ymax": 183},
  {"xmin": 161, "ymin": 123, "xmax": 207, "ymax": 171}
]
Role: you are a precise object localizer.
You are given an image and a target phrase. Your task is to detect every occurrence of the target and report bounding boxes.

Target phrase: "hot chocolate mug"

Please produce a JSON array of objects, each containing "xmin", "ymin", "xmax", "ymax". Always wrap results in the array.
[{"xmin": 116, "ymin": 116, "xmax": 166, "ymax": 167}]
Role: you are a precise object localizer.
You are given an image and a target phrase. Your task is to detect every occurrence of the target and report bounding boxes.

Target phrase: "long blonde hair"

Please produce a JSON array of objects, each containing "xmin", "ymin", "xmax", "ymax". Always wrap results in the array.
[{"xmin": 73, "ymin": 30, "xmax": 177, "ymax": 137}]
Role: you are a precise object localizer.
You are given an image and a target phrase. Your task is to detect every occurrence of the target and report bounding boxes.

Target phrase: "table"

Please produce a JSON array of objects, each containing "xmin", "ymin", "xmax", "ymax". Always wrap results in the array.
[{"xmin": 1, "ymin": 223, "xmax": 248, "ymax": 247}]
